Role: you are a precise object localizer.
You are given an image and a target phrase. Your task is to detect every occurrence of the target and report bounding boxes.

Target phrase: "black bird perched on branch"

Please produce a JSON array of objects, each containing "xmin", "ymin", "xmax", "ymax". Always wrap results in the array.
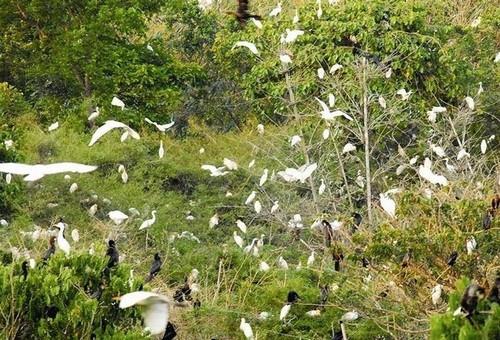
[
  {"xmin": 145, "ymin": 253, "xmax": 162, "ymax": 282},
  {"xmin": 42, "ymin": 236, "xmax": 56, "ymax": 262},
  {"xmin": 460, "ymin": 284, "xmax": 485, "ymax": 317},
  {"xmin": 162, "ymin": 321, "xmax": 177, "ymax": 340},
  {"xmin": 227, "ymin": 0, "xmax": 261, "ymax": 24},
  {"xmin": 106, "ymin": 240, "xmax": 119, "ymax": 268},
  {"xmin": 447, "ymin": 251, "xmax": 458, "ymax": 267}
]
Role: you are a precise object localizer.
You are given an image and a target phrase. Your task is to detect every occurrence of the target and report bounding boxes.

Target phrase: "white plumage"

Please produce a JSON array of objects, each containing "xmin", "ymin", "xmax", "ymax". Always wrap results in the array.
[
  {"xmin": 465, "ymin": 96, "xmax": 475, "ymax": 110},
  {"xmin": 139, "ymin": 211, "xmax": 157, "ymax": 230},
  {"xmin": 480, "ymin": 139, "xmax": 487, "ymax": 154},
  {"xmin": 209, "ymin": 214, "xmax": 219, "ymax": 228},
  {"xmin": 233, "ymin": 231, "xmax": 244, "ymax": 248},
  {"xmin": 278, "ymin": 163, "xmax": 317, "ymax": 183},
  {"xmin": 290, "ymin": 135, "xmax": 301, "ymax": 146},
  {"xmin": 69, "ymin": 182, "xmax": 78, "ymax": 193},
  {"xmin": 89, "ymin": 120, "xmax": 140, "ymax": 146},
  {"xmin": 341, "ymin": 310, "xmax": 359, "ymax": 321},
  {"xmin": 236, "ymin": 219, "xmax": 247, "ymax": 234},
  {"xmin": 379, "ymin": 192, "xmax": 396, "ymax": 218},
  {"xmin": 322, "ymin": 128, "xmax": 330, "ymax": 140},
  {"xmin": 317, "ymin": 67, "xmax": 325, "ymax": 79},
  {"xmin": 223, "ymin": 158, "xmax": 238, "ymax": 170},
  {"xmin": 378, "ymin": 96, "xmax": 387, "ymax": 109},
  {"xmin": 284, "ymin": 29, "xmax": 304, "ymax": 43},
  {"xmin": 329, "ymin": 63, "xmax": 343, "ymax": 74},
  {"xmin": 279, "ymin": 53, "xmax": 292, "ymax": 64},
  {"xmin": 254, "ymin": 201, "xmax": 262, "ymax": 214},
  {"xmin": 259, "ymin": 261, "xmax": 270, "ymax": 272},
  {"xmin": 342, "ymin": 143, "xmax": 356, "ymax": 154},
  {"xmin": 118, "ymin": 291, "xmax": 169, "ymax": 335},
  {"xmin": 418, "ymin": 158, "xmax": 448, "ymax": 186},
  {"xmin": 233, "ymin": 41, "xmax": 259, "ymax": 55},
  {"xmin": 280, "ymin": 303, "xmax": 291, "ymax": 320},
  {"xmin": 0, "ymin": 162, "xmax": 97, "ymax": 182},
  {"xmin": 144, "ymin": 118, "xmax": 175, "ymax": 132},
  {"xmin": 271, "ymin": 201, "xmax": 279, "ymax": 214},
  {"xmin": 48, "ymin": 122, "xmax": 59, "ymax": 132},
  {"xmin": 159, "ymin": 140, "xmax": 165, "ymax": 159},
  {"xmin": 466, "ymin": 237, "xmax": 477, "ymax": 255},
  {"xmin": 316, "ymin": 97, "xmax": 353, "ymax": 121},
  {"xmin": 71, "ymin": 229, "xmax": 80, "ymax": 243},
  {"xmin": 108, "ymin": 210, "xmax": 129, "ymax": 225},
  {"xmin": 201, "ymin": 165, "xmax": 228, "ymax": 177},
  {"xmin": 111, "ymin": 96, "xmax": 125, "ymax": 110},
  {"xmin": 245, "ymin": 191, "xmax": 256, "ymax": 205},
  {"xmin": 269, "ymin": 2, "xmax": 282, "ymax": 17},
  {"xmin": 307, "ymin": 251, "xmax": 315, "ymax": 267},
  {"xmin": 55, "ymin": 222, "xmax": 70, "ymax": 255},
  {"xmin": 278, "ymin": 256, "xmax": 288, "ymax": 270},
  {"xmin": 318, "ymin": 179, "xmax": 326, "ymax": 195},
  {"xmin": 396, "ymin": 88, "xmax": 412, "ymax": 100},
  {"xmin": 431, "ymin": 284, "xmax": 442, "ymax": 305},
  {"xmin": 239, "ymin": 318, "xmax": 254, "ymax": 340}
]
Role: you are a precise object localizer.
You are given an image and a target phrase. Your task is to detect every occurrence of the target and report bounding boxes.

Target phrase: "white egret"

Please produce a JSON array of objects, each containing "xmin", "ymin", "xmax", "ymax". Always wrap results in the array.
[
  {"xmin": 233, "ymin": 41, "xmax": 259, "ymax": 55},
  {"xmin": 322, "ymin": 128, "xmax": 330, "ymax": 139},
  {"xmin": 140, "ymin": 210, "xmax": 157, "ymax": 248},
  {"xmin": 29, "ymin": 258, "xmax": 36, "ymax": 269},
  {"xmin": 396, "ymin": 88, "xmax": 412, "ymax": 100},
  {"xmin": 248, "ymin": 159, "xmax": 255, "ymax": 168},
  {"xmin": 290, "ymin": 135, "xmax": 301, "ymax": 146},
  {"xmin": 409, "ymin": 156, "xmax": 419, "ymax": 165},
  {"xmin": 431, "ymin": 284, "xmax": 443, "ymax": 305},
  {"xmin": 278, "ymin": 163, "xmax": 317, "ymax": 183},
  {"xmin": 466, "ymin": 237, "xmax": 477, "ymax": 255},
  {"xmin": 88, "ymin": 107, "xmax": 100, "ymax": 121},
  {"xmin": 271, "ymin": 201, "xmax": 279, "ymax": 213},
  {"xmin": 257, "ymin": 124, "xmax": 264, "ymax": 134},
  {"xmin": 258, "ymin": 311, "xmax": 270, "ymax": 320},
  {"xmin": 378, "ymin": 96, "xmax": 387, "ymax": 109},
  {"xmin": 71, "ymin": 229, "xmax": 80, "ymax": 243},
  {"xmin": 279, "ymin": 53, "xmax": 292, "ymax": 64},
  {"xmin": 315, "ymin": 97, "xmax": 353, "ymax": 121},
  {"xmin": 199, "ymin": 147, "xmax": 205, "ymax": 154},
  {"xmin": 209, "ymin": 214, "xmax": 219, "ymax": 228},
  {"xmin": 0, "ymin": 162, "xmax": 97, "ymax": 182},
  {"xmin": 280, "ymin": 303, "xmax": 291, "ymax": 320},
  {"xmin": 118, "ymin": 164, "xmax": 128, "ymax": 183},
  {"xmin": 379, "ymin": 192, "xmax": 396, "ymax": 218},
  {"xmin": 240, "ymin": 318, "xmax": 254, "ymax": 340},
  {"xmin": 159, "ymin": 140, "xmax": 165, "ymax": 159},
  {"xmin": 317, "ymin": 67, "xmax": 325, "ymax": 79},
  {"xmin": 54, "ymin": 222, "xmax": 70, "ymax": 255},
  {"xmin": 223, "ymin": 158, "xmax": 238, "ymax": 170},
  {"xmin": 4, "ymin": 139, "xmax": 13, "ymax": 150},
  {"xmin": 306, "ymin": 310, "xmax": 321, "ymax": 317},
  {"xmin": 111, "ymin": 96, "xmax": 125, "ymax": 110},
  {"xmin": 108, "ymin": 210, "xmax": 128, "ymax": 225},
  {"xmin": 233, "ymin": 231, "xmax": 244, "ymax": 248},
  {"xmin": 418, "ymin": 158, "xmax": 448, "ymax": 186},
  {"xmin": 341, "ymin": 310, "xmax": 359, "ymax": 321},
  {"xmin": 250, "ymin": 18, "xmax": 263, "ymax": 29},
  {"xmin": 328, "ymin": 93, "xmax": 335, "ymax": 107},
  {"xmin": 318, "ymin": 179, "xmax": 326, "ymax": 195},
  {"xmin": 117, "ymin": 291, "xmax": 169, "ymax": 335},
  {"xmin": 385, "ymin": 68, "xmax": 392, "ymax": 78},
  {"xmin": 465, "ymin": 96, "xmax": 475, "ymax": 110},
  {"xmin": 342, "ymin": 142, "xmax": 356, "ymax": 154},
  {"xmin": 307, "ymin": 251, "xmax": 315, "ymax": 267},
  {"xmin": 430, "ymin": 143, "xmax": 446, "ymax": 157},
  {"xmin": 284, "ymin": 29, "xmax": 304, "ymax": 43},
  {"xmin": 89, "ymin": 204, "xmax": 98, "ymax": 216},
  {"xmin": 471, "ymin": 17, "xmax": 481, "ymax": 27},
  {"xmin": 69, "ymin": 182, "xmax": 78, "ymax": 193},
  {"xmin": 236, "ymin": 219, "xmax": 247, "ymax": 233},
  {"xmin": 259, "ymin": 169, "xmax": 268, "ymax": 186},
  {"xmin": 0, "ymin": 219, "xmax": 8, "ymax": 227},
  {"xmin": 292, "ymin": 9, "xmax": 299, "ymax": 24},
  {"xmin": 254, "ymin": 201, "xmax": 262, "ymax": 214},
  {"xmin": 269, "ymin": 2, "xmax": 282, "ymax": 17},
  {"xmin": 259, "ymin": 261, "xmax": 270, "ymax": 272},
  {"xmin": 278, "ymin": 256, "xmax": 288, "ymax": 269},
  {"xmin": 5, "ymin": 173, "xmax": 12, "ymax": 184},
  {"xmin": 48, "ymin": 122, "xmax": 59, "ymax": 132},
  {"xmin": 316, "ymin": 0, "xmax": 322, "ymax": 18},
  {"xmin": 457, "ymin": 148, "xmax": 470, "ymax": 160},
  {"xmin": 244, "ymin": 238, "xmax": 258, "ymax": 254},
  {"xmin": 144, "ymin": 118, "xmax": 175, "ymax": 132},
  {"xmin": 245, "ymin": 191, "xmax": 256, "ymax": 205},
  {"xmin": 89, "ymin": 120, "xmax": 140, "ymax": 146},
  {"xmin": 329, "ymin": 63, "xmax": 343, "ymax": 74},
  {"xmin": 201, "ymin": 165, "xmax": 228, "ymax": 177}
]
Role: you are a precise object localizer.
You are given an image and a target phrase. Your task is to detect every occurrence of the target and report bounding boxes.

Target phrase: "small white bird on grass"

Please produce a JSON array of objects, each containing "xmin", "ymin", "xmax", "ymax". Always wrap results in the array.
[
  {"xmin": 306, "ymin": 309, "xmax": 321, "ymax": 317},
  {"xmin": 236, "ymin": 219, "xmax": 247, "ymax": 233},
  {"xmin": 322, "ymin": 128, "xmax": 330, "ymax": 139},
  {"xmin": 318, "ymin": 179, "xmax": 326, "ymax": 195},
  {"xmin": 466, "ymin": 237, "xmax": 477, "ymax": 255},
  {"xmin": 257, "ymin": 124, "xmax": 264, "ymax": 135},
  {"xmin": 111, "ymin": 96, "xmax": 125, "ymax": 110},
  {"xmin": 233, "ymin": 231, "xmax": 244, "ymax": 248},
  {"xmin": 342, "ymin": 310, "xmax": 359, "ymax": 321},
  {"xmin": 209, "ymin": 213, "xmax": 219, "ymax": 228},
  {"xmin": 307, "ymin": 251, "xmax": 315, "ymax": 267},
  {"xmin": 245, "ymin": 191, "xmax": 256, "ymax": 205},
  {"xmin": 48, "ymin": 122, "xmax": 59, "ymax": 132},
  {"xmin": 117, "ymin": 291, "xmax": 169, "ymax": 335},
  {"xmin": 378, "ymin": 96, "xmax": 387, "ymax": 109},
  {"xmin": 240, "ymin": 318, "xmax": 254, "ymax": 340},
  {"xmin": 259, "ymin": 169, "xmax": 268, "ymax": 186},
  {"xmin": 4, "ymin": 139, "xmax": 13, "ymax": 150},
  {"xmin": 254, "ymin": 201, "xmax": 262, "ymax": 214},
  {"xmin": 54, "ymin": 222, "xmax": 70, "ymax": 256},
  {"xmin": 290, "ymin": 135, "xmax": 301, "ymax": 146},
  {"xmin": 278, "ymin": 256, "xmax": 288, "ymax": 269},
  {"xmin": 250, "ymin": 17, "xmax": 262, "ymax": 29},
  {"xmin": 457, "ymin": 148, "xmax": 470, "ymax": 161},
  {"xmin": 284, "ymin": 29, "xmax": 304, "ymax": 43},
  {"xmin": 233, "ymin": 41, "xmax": 259, "ymax": 55},
  {"xmin": 144, "ymin": 118, "xmax": 175, "ymax": 132},
  {"xmin": 269, "ymin": 2, "xmax": 282, "ymax": 17},
  {"xmin": 89, "ymin": 120, "xmax": 140, "ymax": 146},
  {"xmin": 279, "ymin": 53, "xmax": 292, "ymax": 64},
  {"xmin": 259, "ymin": 261, "xmax": 270, "ymax": 272},
  {"xmin": 223, "ymin": 158, "xmax": 238, "ymax": 170},
  {"xmin": 480, "ymin": 139, "xmax": 487, "ymax": 154},
  {"xmin": 396, "ymin": 89, "xmax": 412, "ymax": 101},
  {"xmin": 317, "ymin": 67, "xmax": 325, "ymax": 79},
  {"xmin": 465, "ymin": 96, "xmax": 475, "ymax": 110},
  {"xmin": 69, "ymin": 182, "xmax": 78, "ymax": 193},
  {"xmin": 108, "ymin": 210, "xmax": 128, "ymax": 225},
  {"xmin": 159, "ymin": 141, "xmax": 165, "ymax": 159},
  {"xmin": 89, "ymin": 204, "xmax": 98, "ymax": 216},
  {"xmin": 118, "ymin": 164, "xmax": 128, "ymax": 183},
  {"xmin": 71, "ymin": 229, "xmax": 80, "ymax": 243},
  {"xmin": 280, "ymin": 303, "xmax": 291, "ymax": 320},
  {"xmin": 430, "ymin": 143, "xmax": 446, "ymax": 158},
  {"xmin": 342, "ymin": 143, "xmax": 356, "ymax": 154},
  {"xmin": 88, "ymin": 107, "xmax": 100, "ymax": 121},
  {"xmin": 271, "ymin": 201, "xmax": 279, "ymax": 213},
  {"xmin": 431, "ymin": 284, "xmax": 443, "ymax": 305},
  {"xmin": 329, "ymin": 63, "xmax": 343, "ymax": 74}
]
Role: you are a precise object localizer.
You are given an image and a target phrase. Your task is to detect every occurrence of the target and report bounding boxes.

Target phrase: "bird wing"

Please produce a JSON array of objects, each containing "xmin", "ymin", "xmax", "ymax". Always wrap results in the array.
[
  {"xmin": 0, "ymin": 163, "xmax": 34, "ymax": 175},
  {"xmin": 142, "ymin": 298, "xmax": 169, "ymax": 335},
  {"xmin": 42, "ymin": 163, "xmax": 98, "ymax": 175},
  {"xmin": 119, "ymin": 291, "xmax": 164, "ymax": 308},
  {"xmin": 157, "ymin": 121, "xmax": 175, "ymax": 131},
  {"xmin": 315, "ymin": 97, "xmax": 329, "ymax": 114},
  {"xmin": 89, "ymin": 120, "xmax": 139, "ymax": 146},
  {"xmin": 299, "ymin": 163, "xmax": 317, "ymax": 183},
  {"xmin": 201, "ymin": 165, "xmax": 217, "ymax": 172}
]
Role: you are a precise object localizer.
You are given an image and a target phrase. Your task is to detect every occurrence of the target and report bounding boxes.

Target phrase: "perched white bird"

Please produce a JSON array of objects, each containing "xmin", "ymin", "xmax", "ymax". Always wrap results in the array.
[
  {"xmin": 279, "ymin": 53, "xmax": 292, "ymax": 64},
  {"xmin": 292, "ymin": 9, "xmax": 299, "ymax": 24},
  {"xmin": 328, "ymin": 93, "xmax": 335, "ymax": 108},
  {"xmin": 71, "ymin": 229, "xmax": 80, "ymax": 242},
  {"xmin": 278, "ymin": 256, "xmax": 288, "ymax": 269},
  {"xmin": 223, "ymin": 158, "xmax": 238, "ymax": 170},
  {"xmin": 269, "ymin": 2, "xmax": 282, "ymax": 17},
  {"xmin": 317, "ymin": 67, "xmax": 325, "ymax": 79},
  {"xmin": 4, "ymin": 139, "xmax": 13, "ymax": 150},
  {"xmin": 89, "ymin": 120, "xmax": 140, "ymax": 146},
  {"xmin": 240, "ymin": 318, "xmax": 254, "ymax": 340},
  {"xmin": 307, "ymin": 251, "xmax": 315, "ymax": 267},
  {"xmin": 341, "ymin": 311, "xmax": 359, "ymax": 321},
  {"xmin": 495, "ymin": 52, "xmax": 500, "ymax": 63},
  {"xmin": 139, "ymin": 211, "xmax": 157, "ymax": 230},
  {"xmin": 396, "ymin": 88, "xmax": 412, "ymax": 100},
  {"xmin": 378, "ymin": 96, "xmax": 387, "ymax": 109},
  {"xmin": 329, "ymin": 63, "xmax": 343, "ymax": 74},
  {"xmin": 201, "ymin": 165, "xmax": 228, "ymax": 177},
  {"xmin": 280, "ymin": 303, "xmax": 291, "ymax": 320},
  {"xmin": 315, "ymin": 97, "xmax": 353, "ymax": 121},
  {"xmin": 271, "ymin": 201, "xmax": 279, "ymax": 214},
  {"xmin": 88, "ymin": 107, "xmax": 100, "ymax": 121},
  {"xmin": 108, "ymin": 210, "xmax": 128, "ymax": 225},
  {"xmin": 111, "ymin": 96, "xmax": 125, "ymax": 110},
  {"xmin": 258, "ymin": 311, "xmax": 270, "ymax": 320},
  {"xmin": 48, "ymin": 122, "xmax": 59, "ymax": 132},
  {"xmin": 233, "ymin": 231, "xmax": 244, "ymax": 248},
  {"xmin": 118, "ymin": 164, "xmax": 128, "ymax": 183},
  {"xmin": 465, "ymin": 96, "xmax": 475, "ymax": 110},
  {"xmin": 0, "ymin": 162, "xmax": 97, "ymax": 182},
  {"xmin": 209, "ymin": 214, "xmax": 219, "ymax": 228},
  {"xmin": 316, "ymin": 0, "xmax": 322, "ymax": 18},
  {"xmin": 379, "ymin": 193, "xmax": 396, "ymax": 218},
  {"xmin": 259, "ymin": 261, "xmax": 270, "ymax": 272},
  {"xmin": 250, "ymin": 17, "xmax": 263, "ymax": 29},
  {"xmin": 409, "ymin": 156, "xmax": 419, "ymax": 165},
  {"xmin": 6, "ymin": 173, "xmax": 11, "ymax": 184},
  {"xmin": 342, "ymin": 143, "xmax": 356, "ymax": 154},
  {"xmin": 431, "ymin": 284, "xmax": 443, "ymax": 305},
  {"xmin": 245, "ymin": 191, "xmax": 256, "ymax": 205},
  {"xmin": 236, "ymin": 219, "xmax": 247, "ymax": 234},
  {"xmin": 385, "ymin": 68, "xmax": 392, "ymax": 78},
  {"xmin": 259, "ymin": 169, "xmax": 268, "ymax": 186},
  {"xmin": 118, "ymin": 291, "xmax": 169, "ymax": 335},
  {"xmin": 284, "ymin": 29, "xmax": 304, "ymax": 43},
  {"xmin": 257, "ymin": 124, "xmax": 264, "ymax": 135},
  {"xmin": 199, "ymin": 147, "xmax": 205, "ymax": 154},
  {"xmin": 54, "ymin": 222, "xmax": 70, "ymax": 255},
  {"xmin": 144, "ymin": 118, "xmax": 175, "ymax": 132},
  {"xmin": 89, "ymin": 204, "xmax": 98, "ymax": 216},
  {"xmin": 278, "ymin": 163, "xmax": 317, "ymax": 183},
  {"xmin": 254, "ymin": 201, "xmax": 262, "ymax": 214},
  {"xmin": 480, "ymin": 139, "xmax": 487, "ymax": 154},
  {"xmin": 158, "ymin": 140, "xmax": 165, "ymax": 159},
  {"xmin": 69, "ymin": 182, "xmax": 78, "ymax": 193},
  {"xmin": 322, "ymin": 128, "xmax": 330, "ymax": 140},
  {"xmin": 418, "ymin": 158, "xmax": 448, "ymax": 186},
  {"xmin": 306, "ymin": 309, "xmax": 321, "ymax": 317},
  {"xmin": 466, "ymin": 237, "xmax": 477, "ymax": 255},
  {"xmin": 29, "ymin": 258, "xmax": 36, "ymax": 269},
  {"xmin": 457, "ymin": 148, "xmax": 470, "ymax": 161},
  {"xmin": 290, "ymin": 135, "xmax": 301, "ymax": 146},
  {"xmin": 430, "ymin": 143, "xmax": 446, "ymax": 157},
  {"xmin": 318, "ymin": 179, "xmax": 326, "ymax": 195},
  {"xmin": 233, "ymin": 41, "xmax": 259, "ymax": 55}
]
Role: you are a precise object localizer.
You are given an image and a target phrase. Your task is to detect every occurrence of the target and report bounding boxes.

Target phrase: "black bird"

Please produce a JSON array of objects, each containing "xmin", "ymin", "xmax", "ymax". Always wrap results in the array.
[
  {"xmin": 45, "ymin": 305, "xmax": 59, "ymax": 319},
  {"xmin": 42, "ymin": 236, "xmax": 56, "ymax": 262},
  {"xmin": 461, "ymin": 284, "xmax": 485, "ymax": 316},
  {"xmin": 332, "ymin": 329, "xmax": 343, "ymax": 340},
  {"xmin": 492, "ymin": 194, "xmax": 500, "ymax": 214},
  {"xmin": 488, "ymin": 276, "xmax": 499, "ymax": 304},
  {"xmin": 362, "ymin": 257, "xmax": 370, "ymax": 268},
  {"xmin": 227, "ymin": 0, "xmax": 262, "ymax": 24},
  {"xmin": 401, "ymin": 248, "xmax": 413, "ymax": 268},
  {"xmin": 287, "ymin": 291, "xmax": 300, "ymax": 304},
  {"xmin": 319, "ymin": 285, "xmax": 329, "ymax": 308},
  {"xmin": 173, "ymin": 281, "xmax": 192, "ymax": 303},
  {"xmin": 162, "ymin": 321, "xmax": 177, "ymax": 340},
  {"xmin": 21, "ymin": 261, "xmax": 29, "ymax": 280},
  {"xmin": 447, "ymin": 251, "xmax": 458, "ymax": 267},
  {"xmin": 106, "ymin": 240, "xmax": 119, "ymax": 268},
  {"xmin": 482, "ymin": 209, "xmax": 493, "ymax": 230},
  {"xmin": 352, "ymin": 212, "xmax": 362, "ymax": 232},
  {"xmin": 193, "ymin": 299, "xmax": 201, "ymax": 309},
  {"xmin": 321, "ymin": 220, "xmax": 333, "ymax": 247},
  {"xmin": 333, "ymin": 253, "xmax": 344, "ymax": 272},
  {"xmin": 145, "ymin": 253, "xmax": 162, "ymax": 282}
]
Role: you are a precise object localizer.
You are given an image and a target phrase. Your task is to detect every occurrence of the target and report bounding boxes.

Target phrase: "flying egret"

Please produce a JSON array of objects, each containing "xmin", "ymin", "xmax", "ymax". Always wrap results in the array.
[
  {"xmin": 89, "ymin": 120, "xmax": 140, "ymax": 146},
  {"xmin": 48, "ymin": 122, "xmax": 59, "ymax": 132},
  {"xmin": 259, "ymin": 261, "xmax": 270, "ymax": 271},
  {"xmin": 209, "ymin": 214, "xmax": 219, "ymax": 228},
  {"xmin": 322, "ymin": 128, "xmax": 330, "ymax": 139},
  {"xmin": 290, "ymin": 135, "xmax": 301, "ymax": 146},
  {"xmin": 54, "ymin": 222, "xmax": 70, "ymax": 255},
  {"xmin": 279, "ymin": 53, "xmax": 292, "ymax": 64},
  {"xmin": 0, "ymin": 162, "xmax": 97, "ymax": 182},
  {"xmin": 201, "ymin": 165, "xmax": 228, "ymax": 177},
  {"xmin": 259, "ymin": 169, "xmax": 268, "ymax": 186},
  {"xmin": 111, "ymin": 96, "xmax": 125, "ymax": 110},
  {"xmin": 342, "ymin": 143, "xmax": 356, "ymax": 154},
  {"xmin": 144, "ymin": 118, "xmax": 175, "ymax": 132},
  {"xmin": 396, "ymin": 89, "xmax": 411, "ymax": 100},
  {"xmin": 71, "ymin": 229, "xmax": 80, "ymax": 243},
  {"xmin": 284, "ymin": 29, "xmax": 304, "ymax": 43},
  {"xmin": 108, "ymin": 210, "xmax": 128, "ymax": 225},
  {"xmin": 432, "ymin": 284, "xmax": 443, "ymax": 305},
  {"xmin": 223, "ymin": 158, "xmax": 238, "ymax": 170},
  {"xmin": 379, "ymin": 192, "xmax": 396, "ymax": 218},
  {"xmin": 278, "ymin": 163, "xmax": 317, "ymax": 183},
  {"xmin": 245, "ymin": 191, "xmax": 256, "ymax": 205},
  {"xmin": 318, "ymin": 179, "xmax": 326, "ymax": 195},
  {"xmin": 88, "ymin": 107, "xmax": 100, "ymax": 121},
  {"xmin": 315, "ymin": 97, "xmax": 353, "ymax": 121},
  {"xmin": 269, "ymin": 2, "xmax": 282, "ymax": 17},
  {"xmin": 330, "ymin": 63, "xmax": 343, "ymax": 74},
  {"xmin": 240, "ymin": 318, "xmax": 254, "ymax": 340},
  {"xmin": 159, "ymin": 140, "xmax": 165, "ymax": 159},
  {"xmin": 117, "ymin": 291, "xmax": 170, "ymax": 335},
  {"xmin": 236, "ymin": 219, "xmax": 247, "ymax": 233},
  {"xmin": 233, "ymin": 41, "xmax": 259, "ymax": 55},
  {"xmin": 233, "ymin": 231, "xmax": 244, "ymax": 248},
  {"xmin": 317, "ymin": 67, "xmax": 325, "ymax": 79}
]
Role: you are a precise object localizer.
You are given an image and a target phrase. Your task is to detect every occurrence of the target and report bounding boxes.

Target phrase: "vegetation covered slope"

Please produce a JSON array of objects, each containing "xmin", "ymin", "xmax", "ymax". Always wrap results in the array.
[{"xmin": 1, "ymin": 0, "xmax": 499, "ymax": 339}]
